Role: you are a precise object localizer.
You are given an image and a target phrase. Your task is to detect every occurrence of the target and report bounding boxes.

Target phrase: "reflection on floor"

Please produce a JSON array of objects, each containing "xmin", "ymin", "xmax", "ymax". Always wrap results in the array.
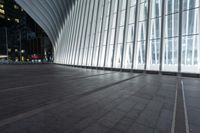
[{"xmin": 0, "ymin": 64, "xmax": 199, "ymax": 133}]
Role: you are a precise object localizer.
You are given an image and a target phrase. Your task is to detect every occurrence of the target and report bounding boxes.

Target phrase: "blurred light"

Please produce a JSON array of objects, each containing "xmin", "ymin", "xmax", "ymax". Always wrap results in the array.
[
  {"xmin": 14, "ymin": 5, "xmax": 19, "ymax": 10},
  {"xmin": 15, "ymin": 58, "xmax": 19, "ymax": 62},
  {"xmin": 0, "ymin": 8, "xmax": 5, "ymax": 14},
  {"xmin": 0, "ymin": 55, "xmax": 8, "ymax": 58},
  {"xmin": 0, "ymin": 4, "xmax": 4, "ymax": 8},
  {"xmin": 15, "ymin": 18, "xmax": 19, "ymax": 23},
  {"xmin": 8, "ymin": 48, "xmax": 11, "ymax": 52},
  {"xmin": 21, "ymin": 50, "xmax": 25, "ymax": 53},
  {"xmin": 21, "ymin": 56, "xmax": 24, "ymax": 61},
  {"xmin": 15, "ymin": 49, "xmax": 18, "ymax": 52}
]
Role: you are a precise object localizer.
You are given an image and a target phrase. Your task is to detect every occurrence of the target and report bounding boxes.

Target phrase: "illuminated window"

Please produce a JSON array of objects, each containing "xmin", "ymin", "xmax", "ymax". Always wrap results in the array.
[
  {"xmin": 15, "ymin": 18, "xmax": 20, "ymax": 23},
  {"xmin": 0, "ymin": 4, "xmax": 3, "ymax": 8},
  {"xmin": 21, "ymin": 50, "xmax": 25, "ymax": 53},
  {"xmin": 14, "ymin": 5, "xmax": 19, "ymax": 10},
  {"xmin": 134, "ymin": 0, "xmax": 149, "ymax": 70},
  {"xmin": 7, "ymin": 18, "xmax": 10, "ymax": 21},
  {"xmin": 181, "ymin": 0, "xmax": 200, "ymax": 73},
  {"xmin": 0, "ymin": 8, "xmax": 5, "ymax": 14},
  {"xmin": 146, "ymin": 0, "xmax": 162, "ymax": 71},
  {"xmin": 162, "ymin": 0, "xmax": 179, "ymax": 72}
]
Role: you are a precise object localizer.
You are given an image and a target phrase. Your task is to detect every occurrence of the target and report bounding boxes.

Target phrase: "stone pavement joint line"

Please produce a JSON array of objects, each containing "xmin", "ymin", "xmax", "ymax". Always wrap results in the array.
[{"xmin": 172, "ymin": 78, "xmax": 189, "ymax": 133}]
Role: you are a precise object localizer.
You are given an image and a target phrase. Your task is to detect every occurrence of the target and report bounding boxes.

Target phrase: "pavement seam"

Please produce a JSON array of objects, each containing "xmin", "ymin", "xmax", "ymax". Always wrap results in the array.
[
  {"xmin": 171, "ymin": 78, "xmax": 189, "ymax": 133},
  {"xmin": 171, "ymin": 80, "xmax": 178, "ymax": 133},
  {"xmin": 181, "ymin": 80, "xmax": 190, "ymax": 133}
]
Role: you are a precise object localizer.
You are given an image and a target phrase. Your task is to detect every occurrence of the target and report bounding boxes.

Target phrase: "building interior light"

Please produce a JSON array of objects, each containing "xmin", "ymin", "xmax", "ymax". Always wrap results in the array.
[
  {"xmin": 0, "ymin": 55, "xmax": 8, "ymax": 58},
  {"xmin": 8, "ymin": 48, "xmax": 11, "ymax": 52},
  {"xmin": 0, "ymin": 8, "xmax": 5, "ymax": 14},
  {"xmin": 21, "ymin": 50, "xmax": 25, "ymax": 53},
  {"xmin": 14, "ymin": 4, "xmax": 19, "ymax": 10},
  {"xmin": 15, "ymin": 18, "xmax": 19, "ymax": 23},
  {"xmin": 0, "ymin": 4, "xmax": 3, "ymax": 8}
]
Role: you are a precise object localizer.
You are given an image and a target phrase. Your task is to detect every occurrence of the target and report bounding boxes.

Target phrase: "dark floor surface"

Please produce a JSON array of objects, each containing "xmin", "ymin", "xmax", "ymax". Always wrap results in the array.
[{"xmin": 0, "ymin": 64, "xmax": 199, "ymax": 133}]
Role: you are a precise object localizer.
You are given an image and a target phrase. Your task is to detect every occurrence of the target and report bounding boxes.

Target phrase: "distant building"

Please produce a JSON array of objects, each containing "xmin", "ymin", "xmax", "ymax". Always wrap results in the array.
[{"xmin": 0, "ymin": 0, "xmax": 52, "ymax": 62}]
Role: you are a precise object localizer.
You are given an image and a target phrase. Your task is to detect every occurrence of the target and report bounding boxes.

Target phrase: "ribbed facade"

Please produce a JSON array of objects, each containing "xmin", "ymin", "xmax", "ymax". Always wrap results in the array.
[{"xmin": 16, "ymin": 0, "xmax": 200, "ymax": 73}]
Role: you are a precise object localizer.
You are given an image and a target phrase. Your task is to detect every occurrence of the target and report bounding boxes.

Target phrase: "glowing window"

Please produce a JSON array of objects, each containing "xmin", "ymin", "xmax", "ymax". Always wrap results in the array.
[
  {"xmin": 14, "ymin": 5, "xmax": 19, "ymax": 10},
  {"xmin": 0, "ymin": 8, "xmax": 5, "ymax": 14},
  {"xmin": 15, "ymin": 18, "xmax": 20, "ymax": 23},
  {"xmin": 0, "ymin": 4, "xmax": 4, "ymax": 8}
]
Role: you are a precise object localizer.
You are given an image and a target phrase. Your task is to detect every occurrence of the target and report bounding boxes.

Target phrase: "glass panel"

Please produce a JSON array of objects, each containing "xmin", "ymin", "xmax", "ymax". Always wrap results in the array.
[
  {"xmin": 138, "ymin": 2, "xmax": 148, "ymax": 21},
  {"xmin": 151, "ymin": 0, "xmax": 162, "ymax": 18},
  {"xmin": 181, "ymin": 7, "xmax": 200, "ymax": 73},
  {"xmin": 134, "ymin": 0, "xmax": 148, "ymax": 70},
  {"xmin": 98, "ymin": 46, "xmax": 106, "ymax": 67},
  {"xmin": 150, "ymin": 18, "xmax": 161, "ymax": 39},
  {"xmin": 92, "ymin": 0, "xmax": 104, "ymax": 66},
  {"xmin": 135, "ymin": 41, "xmax": 146, "ymax": 69},
  {"xmin": 105, "ymin": 0, "xmax": 118, "ymax": 67},
  {"xmin": 113, "ymin": 44, "xmax": 123, "ymax": 68},
  {"xmin": 120, "ymin": 10, "xmax": 126, "ymax": 26},
  {"xmin": 131, "ymin": 0, "xmax": 136, "ymax": 6},
  {"xmin": 127, "ymin": 24, "xmax": 134, "ymax": 42},
  {"xmin": 129, "ymin": 6, "xmax": 136, "ymax": 24},
  {"xmin": 162, "ymin": 38, "xmax": 178, "ymax": 72},
  {"xmin": 137, "ymin": 21, "xmax": 147, "ymax": 41},
  {"xmin": 124, "ymin": 1, "xmax": 137, "ymax": 69},
  {"xmin": 182, "ymin": 9, "xmax": 199, "ymax": 35},
  {"xmin": 165, "ymin": 0, "xmax": 179, "ymax": 14},
  {"xmin": 147, "ymin": 0, "xmax": 162, "ymax": 71},
  {"xmin": 98, "ymin": 0, "xmax": 111, "ymax": 67},
  {"xmin": 164, "ymin": 13, "xmax": 179, "ymax": 38},
  {"xmin": 92, "ymin": 47, "xmax": 99, "ymax": 66},
  {"xmin": 162, "ymin": 0, "xmax": 179, "ymax": 72},
  {"xmin": 123, "ymin": 43, "xmax": 133, "ymax": 68},
  {"xmin": 118, "ymin": 27, "xmax": 124, "ymax": 43},
  {"xmin": 110, "ymin": 29, "xmax": 115, "ymax": 44},
  {"xmin": 87, "ymin": 48, "xmax": 92, "ymax": 66},
  {"xmin": 147, "ymin": 40, "xmax": 160, "ymax": 70},
  {"xmin": 121, "ymin": 0, "xmax": 127, "ymax": 10},
  {"xmin": 183, "ymin": 0, "xmax": 199, "ymax": 10},
  {"xmin": 113, "ymin": 0, "xmax": 127, "ymax": 68},
  {"xmin": 105, "ymin": 44, "xmax": 114, "ymax": 67}
]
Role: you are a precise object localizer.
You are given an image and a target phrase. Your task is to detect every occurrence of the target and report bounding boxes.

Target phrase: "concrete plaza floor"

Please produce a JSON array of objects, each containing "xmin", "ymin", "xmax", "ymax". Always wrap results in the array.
[{"xmin": 0, "ymin": 64, "xmax": 199, "ymax": 133}]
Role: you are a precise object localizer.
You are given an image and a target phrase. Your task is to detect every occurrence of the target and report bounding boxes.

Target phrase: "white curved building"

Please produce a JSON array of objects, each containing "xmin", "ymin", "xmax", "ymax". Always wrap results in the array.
[{"xmin": 15, "ymin": 0, "xmax": 200, "ymax": 73}]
